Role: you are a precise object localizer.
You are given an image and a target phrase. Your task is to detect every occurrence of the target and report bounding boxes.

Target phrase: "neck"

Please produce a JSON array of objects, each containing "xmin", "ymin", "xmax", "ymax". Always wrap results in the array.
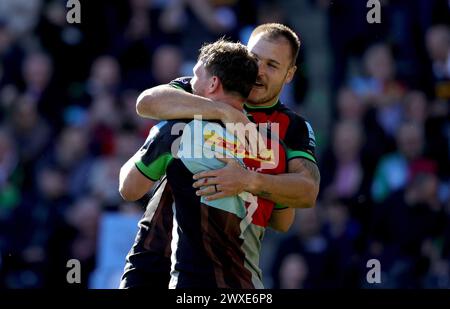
[
  {"xmin": 247, "ymin": 95, "xmax": 280, "ymax": 108},
  {"xmin": 214, "ymin": 94, "xmax": 245, "ymax": 111}
]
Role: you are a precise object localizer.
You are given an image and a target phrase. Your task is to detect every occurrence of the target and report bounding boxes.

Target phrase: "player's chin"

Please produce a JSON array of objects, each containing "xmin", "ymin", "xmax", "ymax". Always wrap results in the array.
[{"xmin": 248, "ymin": 88, "xmax": 266, "ymax": 102}]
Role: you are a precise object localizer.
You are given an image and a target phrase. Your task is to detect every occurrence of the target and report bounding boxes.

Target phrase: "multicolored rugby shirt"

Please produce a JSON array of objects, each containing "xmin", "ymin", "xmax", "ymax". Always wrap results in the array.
[
  {"xmin": 122, "ymin": 77, "xmax": 317, "ymax": 288},
  {"xmin": 132, "ymin": 114, "xmax": 288, "ymax": 288},
  {"xmin": 170, "ymin": 77, "xmax": 317, "ymax": 164},
  {"xmin": 170, "ymin": 119, "xmax": 287, "ymax": 288}
]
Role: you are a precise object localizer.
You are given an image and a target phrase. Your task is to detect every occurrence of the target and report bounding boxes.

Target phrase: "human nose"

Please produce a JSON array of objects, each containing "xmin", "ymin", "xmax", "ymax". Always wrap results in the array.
[{"xmin": 257, "ymin": 62, "xmax": 267, "ymax": 77}]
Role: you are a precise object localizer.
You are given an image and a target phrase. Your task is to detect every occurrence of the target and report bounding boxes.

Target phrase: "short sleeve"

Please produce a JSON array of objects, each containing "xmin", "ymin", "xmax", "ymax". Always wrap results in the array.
[
  {"xmin": 168, "ymin": 76, "xmax": 193, "ymax": 93},
  {"xmin": 284, "ymin": 115, "xmax": 317, "ymax": 164},
  {"xmin": 133, "ymin": 121, "xmax": 182, "ymax": 181}
]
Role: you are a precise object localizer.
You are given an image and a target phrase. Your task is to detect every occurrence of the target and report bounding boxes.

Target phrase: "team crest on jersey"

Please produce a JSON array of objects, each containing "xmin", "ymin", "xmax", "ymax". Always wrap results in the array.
[{"xmin": 203, "ymin": 130, "xmax": 275, "ymax": 163}]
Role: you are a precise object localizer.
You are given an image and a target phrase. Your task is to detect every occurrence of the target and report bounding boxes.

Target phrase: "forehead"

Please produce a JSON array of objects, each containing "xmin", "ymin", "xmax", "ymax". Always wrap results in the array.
[
  {"xmin": 247, "ymin": 33, "xmax": 292, "ymax": 66},
  {"xmin": 193, "ymin": 60, "xmax": 207, "ymax": 75},
  {"xmin": 193, "ymin": 60, "xmax": 203, "ymax": 72}
]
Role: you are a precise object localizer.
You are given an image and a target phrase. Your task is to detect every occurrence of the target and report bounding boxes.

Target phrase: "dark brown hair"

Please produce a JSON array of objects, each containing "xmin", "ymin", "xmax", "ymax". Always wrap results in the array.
[{"xmin": 198, "ymin": 39, "xmax": 258, "ymax": 98}]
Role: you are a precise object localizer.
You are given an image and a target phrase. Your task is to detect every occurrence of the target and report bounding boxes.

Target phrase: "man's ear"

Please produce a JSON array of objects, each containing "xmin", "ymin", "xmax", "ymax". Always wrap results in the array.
[
  {"xmin": 285, "ymin": 65, "xmax": 297, "ymax": 84},
  {"xmin": 208, "ymin": 76, "xmax": 220, "ymax": 93}
]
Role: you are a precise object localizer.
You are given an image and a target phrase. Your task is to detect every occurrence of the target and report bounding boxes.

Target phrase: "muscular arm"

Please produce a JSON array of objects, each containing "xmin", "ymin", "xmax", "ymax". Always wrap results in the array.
[
  {"xmin": 247, "ymin": 158, "xmax": 320, "ymax": 209},
  {"xmin": 194, "ymin": 157, "xmax": 320, "ymax": 209},
  {"xmin": 136, "ymin": 85, "xmax": 252, "ymax": 125},
  {"xmin": 268, "ymin": 208, "xmax": 295, "ymax": 232},
  {"xmin": 136, "ymin": 85, "xmax": 250, "ymax": 124},
  {"xmin": 119, "ymin": 157, "xmax": 155, "ymax": 202}
]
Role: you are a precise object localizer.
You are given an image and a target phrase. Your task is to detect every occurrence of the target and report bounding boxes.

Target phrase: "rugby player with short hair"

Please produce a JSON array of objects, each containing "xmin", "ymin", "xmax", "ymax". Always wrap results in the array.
[
  {"xmin": 119, "ymin": 39, "xmax": 294, "ymax": 288},
  {"xmin": 120, "ymin": 23, "xmax": 319, "ymax": 289}
]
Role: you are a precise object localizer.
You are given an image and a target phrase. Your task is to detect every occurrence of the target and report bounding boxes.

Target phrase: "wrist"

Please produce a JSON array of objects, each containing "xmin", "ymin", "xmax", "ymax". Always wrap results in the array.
[{"xmin": 244, "ymin": 170, "xmax": 261, "ymax": 194}]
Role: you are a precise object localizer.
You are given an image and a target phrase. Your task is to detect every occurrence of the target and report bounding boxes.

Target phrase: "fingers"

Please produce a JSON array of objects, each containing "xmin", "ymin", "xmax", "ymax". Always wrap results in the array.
[
  {"xmin": 193, "ymin": 170, "xmax": 218, "ymax": 180},
  {"xmin": 192, "ymin": 177, "xmax": 218, "ymax": 188},
  {"xmin": 195, "ymin": 184, "xmax": 229, "ymax": 198},
  {"xmin": 204, "ymin": 191, "xmax": 228, "ymax": 201},
  {"xmin": 195, "ymin": 185, "xmax": 217, "ymax": 196}
]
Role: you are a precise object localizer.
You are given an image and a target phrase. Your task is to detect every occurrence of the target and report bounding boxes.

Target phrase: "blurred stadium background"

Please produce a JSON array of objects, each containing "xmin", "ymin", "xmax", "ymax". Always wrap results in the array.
[{"xmin": 0, "ymin": 0, "xmax": 449, "ymax": 289}]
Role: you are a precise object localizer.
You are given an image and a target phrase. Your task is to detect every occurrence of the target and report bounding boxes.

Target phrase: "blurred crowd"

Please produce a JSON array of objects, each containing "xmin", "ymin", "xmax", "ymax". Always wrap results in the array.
[{"xmin": 0, "ymin": 0, "xmax": 449, "ymax": 288}]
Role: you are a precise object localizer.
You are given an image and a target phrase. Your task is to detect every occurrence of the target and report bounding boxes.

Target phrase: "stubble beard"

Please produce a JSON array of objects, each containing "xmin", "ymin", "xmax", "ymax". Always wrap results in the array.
[{"xmin": 248, "ymin": 85, "xmax": 282, "ymax": 106}]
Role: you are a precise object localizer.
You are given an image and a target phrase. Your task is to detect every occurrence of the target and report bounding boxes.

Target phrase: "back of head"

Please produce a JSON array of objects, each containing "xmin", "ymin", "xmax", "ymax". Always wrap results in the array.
[
  {"xmin": 198, "ymin": 39, "xmax": 258, "ymax": 98},
  {"xmin": 249, "ymin": 23, "xmax": 300, "ymax": 66}
]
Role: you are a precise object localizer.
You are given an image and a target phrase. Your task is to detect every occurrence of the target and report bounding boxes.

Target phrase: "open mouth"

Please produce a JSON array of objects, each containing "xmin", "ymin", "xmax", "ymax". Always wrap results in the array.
[{"xmin": 254, "ymin": 82, "xmax": 265, "ymax": 88}]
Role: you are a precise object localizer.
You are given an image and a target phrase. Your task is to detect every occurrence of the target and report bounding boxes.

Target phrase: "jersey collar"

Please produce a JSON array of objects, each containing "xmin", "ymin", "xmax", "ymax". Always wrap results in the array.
[{"xmin": 244, "ymin": 100, "xmax": 281, "ymax": 113}]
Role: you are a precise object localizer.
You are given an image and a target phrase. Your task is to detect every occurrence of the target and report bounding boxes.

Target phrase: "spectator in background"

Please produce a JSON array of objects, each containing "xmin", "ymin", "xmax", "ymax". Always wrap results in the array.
[
  {"xmin": 5, "ymin": 165, "xmax": 71, "ymax": 288},
  {"xmin": 64, "ymin": 197, "xmax": 101, "ymax": 287},
  {"xmin": 423, "ymin": 257, "xmax": 450, "ymax": 288},
  {"xmin": 87, "ymin": 155, "xmax": 122, "ymax": 209},
  {"xmin": 335, "ymin": 86, "xmax": 390, "ymax": 185},
  {"xmin": 0, "ymin": 0, "xmax": 42, "ymax": 39},
  {"xmin": 87, "ymin": 127, "xmax": 143, "ymax": 209},
  {"xmin": 319, "ymin": 121, "xmax": 371, "ymax": 252},
  {"xmin": 336, "ymin": 87, "xmax": 366, "ymax": 123},
  {"xmin": 8, "ymin": 98, "xmax": 51, "ymax": 163},
  {"xmin": 271, "ymin": 208, "xmax": 330, "ymax": 288},
  {"xmin": 20, "ymin": 51, "xmax": 65, "ymax": 131},
  {"xmin": 46, "ymin": 196, "xmax": 101, "ymax": 288},
  {"xmin": 0, "ymin": 19, "xmax": 25, "ymax": 107},
  {"xmin": 35, "ymin": 0, "xmax": 86, "ymax": 88},
  {"xmin": 0, "ymin": 129, "xmax": 20, "ymax": 284},
  {"xmin": 321, "ymin": 200, "xmax": 361, "ymax": 287},
  {"xmin": 6, "ymin": 97, "xmax": 50, "ymax": 192},
  {"xmin": 278, "ymin": 253, "xmax": 309, "ymax": 289},
  {"xmin": 369, "ymin": 163, "xmax": 445, "ymax": 288},
  {"xmin": 403, "ymin": 90, "xmax": 428, "ymax": 125},
  {"xmin": 65, "ymin": 55, "xmax": 123, "ymax": 149},
  {"xmin": 350, "ymin": 44, "xmax": 406, "ymax": 138},
  {"xmin": 149, "ymin": 45, "xmax": 184, "ymax": 87},
  {"xmin": 320, "ymin": 121, "xmax": 366, "ymax": 201},
  {"xmin": 120, "ymin": 90, "xmax": 155, "ymax": 138},
  {"xmin": 371, "ymin": 122, "xmax": 427, "ymax": 203},
  {"xmin": 0, "ymin": 128, "xmax": 21, "ymax": 215},
  {"xmin": 345, "ymin": 44, "xmax": 407, "ymax": 172},
  {"xmin": 85, "ymin": 56, "xmax": 121, "ymax": 101},
  {"xmin": 113, "ymin": 0, "xmax": 169, "ymax": 91},
  {"xmin": 38, "ymin": 126, "xmax": 94, "ymax": 200},
  {"xmin": 426, "ymin": 24, "xmax": 450, "ymax": 100},
  {"xmin": 323, "ymin": 0, "xmax": 389, "ymax": 93},
  {"xmin": 87, "ymin": 94, "xmax": 122, "ymax": 157},
  {"xmin": 424, "ymin": 24, "xmax": 450, "ymax": 178},
  {"xmin": 159, "ymin": 0, "xmax": 239, "ymax": 60}
]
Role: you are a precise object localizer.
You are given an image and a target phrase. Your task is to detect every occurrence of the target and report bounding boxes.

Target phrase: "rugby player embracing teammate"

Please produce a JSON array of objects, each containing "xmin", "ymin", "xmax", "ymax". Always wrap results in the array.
[{"xmin": 120, "ymin": 23, "xmax": 320, "ymax": 288}]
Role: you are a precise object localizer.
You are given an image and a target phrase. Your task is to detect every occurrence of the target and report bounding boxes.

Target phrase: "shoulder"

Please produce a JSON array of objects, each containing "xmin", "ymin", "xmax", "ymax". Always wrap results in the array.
[
  {"xmin": 279, "ymin": 104, "xmax": 314, "ymax": 131},
  {"xmin": 278, "ymin": 104, "xmax": 317, "ymax": 150},
  {"xmin": 145, "ymin": 120, "xmax": 189, "ymax": 145},
  {"xmin": 168, "ymin": 76, "xmax": 193, "ymax": 92}
]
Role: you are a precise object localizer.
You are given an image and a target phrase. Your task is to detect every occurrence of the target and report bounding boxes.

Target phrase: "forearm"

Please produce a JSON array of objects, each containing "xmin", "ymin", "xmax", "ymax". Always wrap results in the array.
[
  {"xmin": 193, "ymin": 157, "xmax": 320, "ymax": 207},
  {"xmin": 119, "ymin": 158, "xmax": 154, "ymax": 201},
  {"xmin": 246, "ymin": 172, "xmax": 318, "ymax": 208},
  {"xmin": 269, "ymin": 208, "xmax": 295, "ymax": 232},
  {"xmin": 136, "ymin": 85, "xmax": 226, "ymax": 120}
]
